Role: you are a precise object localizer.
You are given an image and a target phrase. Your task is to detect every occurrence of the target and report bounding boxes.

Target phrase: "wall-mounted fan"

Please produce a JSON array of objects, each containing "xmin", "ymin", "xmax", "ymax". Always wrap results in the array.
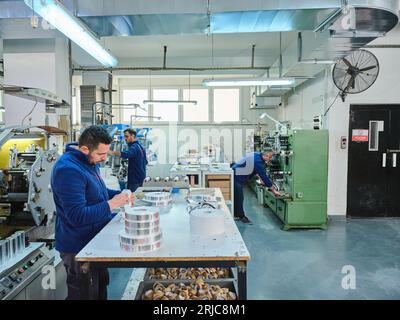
[{"xmin": 332, "ymin": 49, "xmax": 379, "ymax": 102}]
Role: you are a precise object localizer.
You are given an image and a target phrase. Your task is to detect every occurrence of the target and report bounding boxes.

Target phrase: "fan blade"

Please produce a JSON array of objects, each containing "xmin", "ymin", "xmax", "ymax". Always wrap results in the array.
[
  {"xmin": 345, "ymin": 76, "xmax": 355, "ymax": 91},
  {"xmin": 343, "ymin": 58, "xmax": 352, "ymax": 68},
  {"xmin": 359, "ymin": 65, "xmax": 377, "ymax": 72}
]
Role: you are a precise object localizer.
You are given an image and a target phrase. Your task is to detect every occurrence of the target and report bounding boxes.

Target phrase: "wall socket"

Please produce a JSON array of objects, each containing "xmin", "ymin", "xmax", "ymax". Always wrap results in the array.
[{"xmin": 340, "ymin": 136, "xmax": 347, "ymax": 149}]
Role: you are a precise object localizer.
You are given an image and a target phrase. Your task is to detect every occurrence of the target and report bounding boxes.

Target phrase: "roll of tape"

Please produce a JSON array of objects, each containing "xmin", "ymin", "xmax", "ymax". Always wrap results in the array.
[
  {"xmin": 189, "ymin": 194, "xmax": 217, "ymax": 202},
  {"xmin": 119, "ymin": 231, "xmax": 162, "ymax": 246},
  {"xmin": 120, "ymin": 240, "xmax": 162, "ymax": 253},
  {"xmin": 144, "ymin": 192, "xmax": 171, "ymax": 202},
  {"xmin": 125, "ymin": 219, "xmax": 160, "ymax": 230},
  {"xmin": 124, "ymin": 206, "xmax": 160, "ymax": 222},
  {"xmin": 125, "ymin": 225, "xmax": 161, "ymax": 236}
]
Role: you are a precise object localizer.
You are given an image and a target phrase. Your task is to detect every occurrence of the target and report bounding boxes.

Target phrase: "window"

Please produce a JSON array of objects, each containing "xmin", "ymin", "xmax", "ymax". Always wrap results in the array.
[
  {"xmin": 182, "ymin": 89, "xmax": 209, "ymax": 122},
  {"xmin": 153, "ymin": 89, "xmax": 179, "ymax": 122},
  {"xmin": 213, "ymin": 89, "xmax": 240, "ymax": 123},
  {"xmin": 122, "ymin": 89, "xmax": 149, "ymax": 122}
]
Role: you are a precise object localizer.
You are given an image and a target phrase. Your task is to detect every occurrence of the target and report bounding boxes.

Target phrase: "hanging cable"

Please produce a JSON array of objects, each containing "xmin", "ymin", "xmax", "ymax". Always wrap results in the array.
[
  {"xmin": 21, "ymin": 98, "xmax": 38, "ymax": 125},
  {"xmin": 323, "ymin": 92, "xmax": 340, "ymax": 117}
]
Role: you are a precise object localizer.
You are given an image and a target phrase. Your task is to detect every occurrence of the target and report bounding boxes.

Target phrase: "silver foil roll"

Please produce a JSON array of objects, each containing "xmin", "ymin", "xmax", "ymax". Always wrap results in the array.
[
  {"xmin": 189, "ymin": 194, "xmax": 217, "ymax": 202},
  {"xmin": 119, "ymin": 231, "xmax": 162, "ymax": 246},
  {"xmin": 124, "ymin": 206, "xmax": 160, "ymax": 222},
  {"xmin": 124, "ymin": 225, "xmax": 161, "ymax": 236},
  {"xmin": 144, "ymin": 192, "xmax": 171, "ymax": 202},
  {"xmin": 120, "ymin": 240, "xmax": 162, "ymax": 253},
  {"xmin": 125, "ymin": 219, "xmax": 160, "ymax": 230}
]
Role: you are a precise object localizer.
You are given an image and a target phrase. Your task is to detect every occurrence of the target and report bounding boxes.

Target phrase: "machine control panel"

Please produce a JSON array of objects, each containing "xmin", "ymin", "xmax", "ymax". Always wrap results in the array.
[{"xmin": 0, "ymin": 249, "xmax": 49, "ymax": 300}]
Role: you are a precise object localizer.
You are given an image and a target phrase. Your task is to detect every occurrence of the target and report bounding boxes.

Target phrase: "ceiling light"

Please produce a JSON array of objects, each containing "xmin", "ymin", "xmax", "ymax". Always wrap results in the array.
[
  {"xmin": 299, "ymin": 59, "xmax": 336, "ymax": 64},
  {"xmin": 24, "ymin": 0, "xmax": 118, "ymax": 67},
  {"xmin": 202, "ymin": 78, "xmax": 295, "ymax": 87},
  {"xmin": 143, "ymin": 100, "xmax": 197, "ymax": 106}
]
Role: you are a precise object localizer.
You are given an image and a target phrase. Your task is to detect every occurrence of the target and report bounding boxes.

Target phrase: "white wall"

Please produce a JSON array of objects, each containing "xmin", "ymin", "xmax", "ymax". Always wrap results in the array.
[
  {"xmin": 278, "ymin": 47, "xmax": 400, "ymax": 216},
  {"xmin": 4, "ymin": 52, "xmax": 54, "ymax": 126},
  {"xmin": 3, "ymin": 39, "xmax": 71, "ymax": 127}
]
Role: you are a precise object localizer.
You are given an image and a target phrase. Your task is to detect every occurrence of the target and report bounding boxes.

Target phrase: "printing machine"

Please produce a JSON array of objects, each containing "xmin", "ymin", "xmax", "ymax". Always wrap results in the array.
[{"xmin": 0, "ymin": 125, "xmax": 68, "ymax": 300}]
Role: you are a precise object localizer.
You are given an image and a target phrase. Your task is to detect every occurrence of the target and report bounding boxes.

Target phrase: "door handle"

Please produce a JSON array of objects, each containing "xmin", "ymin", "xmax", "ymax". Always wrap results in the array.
[
  {"xmin": 393, "ymin": 153, "xmax": 397, "ymax": 168},
  {"xmin": 382, "ymin": 153, "xmax": 387, "ymax": 167}
]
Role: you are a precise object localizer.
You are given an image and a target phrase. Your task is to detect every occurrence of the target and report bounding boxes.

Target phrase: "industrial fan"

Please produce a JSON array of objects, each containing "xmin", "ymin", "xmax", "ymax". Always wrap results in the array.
[{"xmin": 332, "ymin": 49, "xmax": 379, "ymax": 102}]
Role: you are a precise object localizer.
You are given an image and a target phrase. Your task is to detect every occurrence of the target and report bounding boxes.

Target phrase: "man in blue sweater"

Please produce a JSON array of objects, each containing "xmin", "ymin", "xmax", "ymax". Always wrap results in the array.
[
  {"xmin": 51, "ymin": 126, "xmax": 133, "ymax": 300},
  {"xmin": 108, "ymin": 128, "xmax": 147, "ymax": 192},
  {"xmin": 232, "ymin": 150, "xmax": 280, "ymax": 224}
]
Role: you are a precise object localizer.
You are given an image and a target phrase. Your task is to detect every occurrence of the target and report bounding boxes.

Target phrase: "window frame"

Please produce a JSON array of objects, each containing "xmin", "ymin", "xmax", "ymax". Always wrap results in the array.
[{"xmin": 118, "ymin": 85, "xmax": 244, "ymax": 125}]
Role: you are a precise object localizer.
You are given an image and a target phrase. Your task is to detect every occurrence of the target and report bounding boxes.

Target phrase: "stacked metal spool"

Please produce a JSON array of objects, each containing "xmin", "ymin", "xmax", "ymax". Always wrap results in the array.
[
  {"xmin": 119, "ymin": 206, "xmax": 162, "ymax": 253},
  {"xmin": 142, "ymin": 192, "xmax": 173, "ymax": 214}
]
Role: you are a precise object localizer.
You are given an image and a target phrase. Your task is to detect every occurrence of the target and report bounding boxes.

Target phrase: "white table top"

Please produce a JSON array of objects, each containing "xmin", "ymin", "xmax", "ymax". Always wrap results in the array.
[{"xmin": 76, "ymin": 189, "xmax": 250, "ymax": 262}]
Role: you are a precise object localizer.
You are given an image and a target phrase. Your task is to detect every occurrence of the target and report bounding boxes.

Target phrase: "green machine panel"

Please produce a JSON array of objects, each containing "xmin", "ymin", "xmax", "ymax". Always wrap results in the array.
[{"xmin": 263, "ymin": 129, "xmax": 329, "ymax": 230}]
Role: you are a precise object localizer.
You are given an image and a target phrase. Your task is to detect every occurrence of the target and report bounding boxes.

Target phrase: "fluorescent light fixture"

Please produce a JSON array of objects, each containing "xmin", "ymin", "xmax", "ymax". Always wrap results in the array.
[
  {"xmin": 299, "ymin": 59, "xmax": 336, "ymax": 64},
  {"xmin": 143, "ymin": 100, "xmax": 197, "ymax": 106},
  {"xmin": 24, "ymin": 0, "xmax": 118, "ymax": 67},
  {"xmin": 202, "ymin": 78, "xmax": 295, "ymax": 87}
]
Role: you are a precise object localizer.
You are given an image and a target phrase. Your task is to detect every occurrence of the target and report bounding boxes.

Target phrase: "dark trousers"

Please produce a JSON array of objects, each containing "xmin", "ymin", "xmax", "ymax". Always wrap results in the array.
[
  {"xmin": 127, "ymin": 182, "xmax": 143, "ymax": 192},
  {"xmin": 60, "ymin": 252, "xmax": 109, "ymax": 300},
  {"xmin": 234, "ymin": 182, "xmax": 245, "ymax": 218}
]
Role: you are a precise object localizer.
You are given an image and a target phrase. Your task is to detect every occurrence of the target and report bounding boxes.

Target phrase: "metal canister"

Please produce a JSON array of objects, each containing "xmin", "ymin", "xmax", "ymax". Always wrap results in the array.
[{"xmin": 0, "ymin": 240, "xmax": 4, "ymax": 265}]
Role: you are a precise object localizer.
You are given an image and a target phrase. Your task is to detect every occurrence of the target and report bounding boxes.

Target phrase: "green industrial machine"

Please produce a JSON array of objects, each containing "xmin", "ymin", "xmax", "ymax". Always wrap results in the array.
[{"xmin": 262, "ymin": 129, "xmax": 329, "ymax": 230}]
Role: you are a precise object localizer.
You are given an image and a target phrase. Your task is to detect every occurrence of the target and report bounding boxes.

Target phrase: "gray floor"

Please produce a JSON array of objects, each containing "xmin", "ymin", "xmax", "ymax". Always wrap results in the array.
[{"xmin": 108, "ymin": 187, "xmax": 400, "ymax": 300}]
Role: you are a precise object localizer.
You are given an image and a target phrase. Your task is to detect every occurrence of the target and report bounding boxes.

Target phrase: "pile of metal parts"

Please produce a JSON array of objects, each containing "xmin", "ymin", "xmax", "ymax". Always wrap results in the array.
[
  {"xmin": 141, "ymin": 279, "xmax": 236, "ymax": 300},
  {"xmin": 119, "ymin": 206, "xmax": 162, "ymax": 253},
  {"xmin": 147, "ymin": 267, "xmax": 230, "ymax": 280}
]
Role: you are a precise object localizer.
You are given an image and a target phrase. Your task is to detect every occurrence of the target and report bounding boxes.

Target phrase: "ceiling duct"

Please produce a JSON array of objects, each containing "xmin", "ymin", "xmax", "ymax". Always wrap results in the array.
[{"xmin": 258, "ymin": 3, "xmax": 398, "ymax": 97}]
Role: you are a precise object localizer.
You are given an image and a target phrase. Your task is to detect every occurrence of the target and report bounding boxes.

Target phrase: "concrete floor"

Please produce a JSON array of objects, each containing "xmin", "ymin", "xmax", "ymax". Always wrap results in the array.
[{"xmin": 108, "ymin": 187, "xmax": 400, "ymax": 300}]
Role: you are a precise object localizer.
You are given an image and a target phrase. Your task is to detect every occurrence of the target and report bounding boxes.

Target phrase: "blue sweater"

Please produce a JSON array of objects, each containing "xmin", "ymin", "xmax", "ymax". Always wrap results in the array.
[
  {"xmin": 232, "ymin": 152, "xmax": 273, "ymax": 187},
  {"xmin": 51, "ymin": 145, "xmax": 121, "ymax": 254},
  {"xmin": 120, "ymin": 141, "xmax": 147, "ymax": 185}
]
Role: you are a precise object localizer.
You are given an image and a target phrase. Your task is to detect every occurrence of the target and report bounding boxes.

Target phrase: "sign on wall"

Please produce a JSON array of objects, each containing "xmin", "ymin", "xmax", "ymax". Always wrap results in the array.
[{"xmin": 352, "ymin": 129, "xmax": 369, "ymax": 142}]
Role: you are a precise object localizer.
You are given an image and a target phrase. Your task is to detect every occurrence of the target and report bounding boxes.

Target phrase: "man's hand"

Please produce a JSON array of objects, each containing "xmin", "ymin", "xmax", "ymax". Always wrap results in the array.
[
  {"xmin": 108, "ymin": 192, "xmax": 135, "ymax": 210},
  {"xmin": 269, "ymin": 187, "xmax": 281, "ymax": 198},
  {"xmin": 108, "ymin": 150, "xmax": 116, "ymax": 156},
  {"xmin": 272, "ymin": 190, "xmax": 281, "ymax": 198}
]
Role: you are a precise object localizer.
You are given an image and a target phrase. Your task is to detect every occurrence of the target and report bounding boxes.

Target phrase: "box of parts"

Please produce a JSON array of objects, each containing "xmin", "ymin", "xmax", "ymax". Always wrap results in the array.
[
  {"xmin": 135, "ymin": 279, "xmax": 237, "ymax": 300},
  {"xmin": 144, "ymin": 267, "xmax": 234, "ymax": 280}
]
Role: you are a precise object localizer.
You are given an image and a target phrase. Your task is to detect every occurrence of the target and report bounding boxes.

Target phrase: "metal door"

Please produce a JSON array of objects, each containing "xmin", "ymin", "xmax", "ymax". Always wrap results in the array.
[{"xmin": 347, "ymin": 105, "xmax": 400, "ymax": 217}]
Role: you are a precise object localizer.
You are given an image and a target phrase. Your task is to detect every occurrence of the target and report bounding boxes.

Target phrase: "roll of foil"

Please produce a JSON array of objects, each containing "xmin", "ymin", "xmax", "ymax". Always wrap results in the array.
[
  {"xmin": 119, "ymin": 231, "xmax": 163, "ymax": 246},
  {"xmin": 125, "ymin": 225, "xmax": 161, "ymax": 236},
  {"xmin": 189, "ymin": 194, "xmax": 217, "ymax": 202},
  {"xmin": 120, "ymin": 240, "xmax": 162, "ymax": 253},
  {"xmin": 119, "ymin": 232, "xmax": 162, "ymax": 246},
  {"xmin": 124, "ymin": 206, "xmax": 160, "ymax": 222},
  {"xmin": 143, "ymin": 199, "xmax": 173, "ymax": 207},
  {"xmin": 124, "ymin": 219, "xmax": 160, "ymax": 230},
  {"xmin": 144, "ymin": 192, "xmax": 171, "ymax": 202}
]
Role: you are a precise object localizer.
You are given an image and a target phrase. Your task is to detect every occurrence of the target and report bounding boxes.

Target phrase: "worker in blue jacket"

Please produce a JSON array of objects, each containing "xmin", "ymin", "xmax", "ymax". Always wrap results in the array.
[
  {"xmin": 109, "ymin": 128, "xmax": 147, "ymax": 192},
  {"xmin": 51, "ymin": 126, "xmax": 134, "ymax": 300},
  {"xmin": 232, "ymin": 150, "xmax": 280, "ymax": 224}
]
